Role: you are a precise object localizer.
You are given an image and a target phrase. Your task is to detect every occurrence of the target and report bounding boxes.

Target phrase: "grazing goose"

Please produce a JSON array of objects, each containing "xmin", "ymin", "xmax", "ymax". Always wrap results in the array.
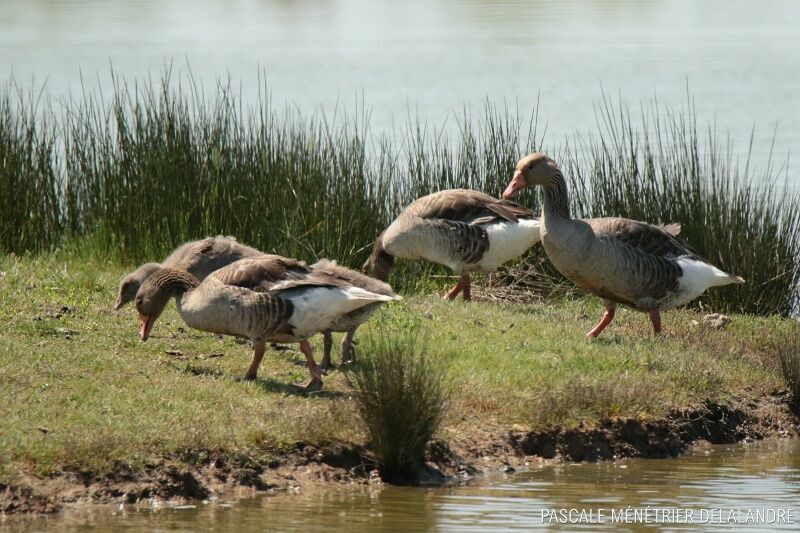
[
  {"xmin": 502, "ymin": 153, "xmax": 744, "ymax": 337},
  {"xmin": 114, "ymin": 236, "xmax": 263, "ymax": 310},
  {"xmin": 310, "ymin": 259, "xmax": 399, "ymax": 369},
  {"xmin": 362, "ymin": 189, "xmax": 542, "ymax": 300},
  {"xmin": 134, "ymin": 255, "xmax": 399, "ymax": 390}
]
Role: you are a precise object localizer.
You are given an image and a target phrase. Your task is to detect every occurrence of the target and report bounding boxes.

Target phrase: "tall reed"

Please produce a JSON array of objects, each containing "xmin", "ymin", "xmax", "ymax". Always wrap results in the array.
[{"xmin": 0, "ymin": 73, "xmax": 798, "ymax": 314}]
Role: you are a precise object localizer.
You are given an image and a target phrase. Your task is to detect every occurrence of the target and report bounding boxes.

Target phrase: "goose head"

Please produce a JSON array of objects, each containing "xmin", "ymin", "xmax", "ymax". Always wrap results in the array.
[
  {"xmin": 361, "ymin": 232, "xmax": 395, "ymax": 282},
  {"xmin": 114, "ymin": 263, "xmax": 161, "ymax": 310},
  {"xmin": 134, "ymin": 268, "xmax": 199, "ymax": 341},
  {"xmin": 502, "ymin": 153, "xmax": 560, "ymax": 199}
]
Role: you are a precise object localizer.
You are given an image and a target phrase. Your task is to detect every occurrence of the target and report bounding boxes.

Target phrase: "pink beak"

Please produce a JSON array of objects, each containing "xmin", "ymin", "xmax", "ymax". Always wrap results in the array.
[
  {"xmin": 139, "ymin": 313, "xmax": 155, "ymax": 341},
  {"xmin": 502, "ymin": 170, "xmax": 528, "ymax": 199}
]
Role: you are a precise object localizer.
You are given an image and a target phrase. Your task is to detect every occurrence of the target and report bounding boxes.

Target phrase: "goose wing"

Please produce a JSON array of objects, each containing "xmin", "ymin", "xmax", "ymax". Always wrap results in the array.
[
  {"xmin": 408, "ymin": 189, "xmax": 536, "ymax": 225},
  {"xmin": 211, "ymin": 255, "xmax": 312, "ymax": 292},
  {"xmin": 583, "ymin": 218, "xmax": 699, "ymax": 306},
  {"xmin": 588, "ymin": 218, "xmax": 697, "ymax": 258}
]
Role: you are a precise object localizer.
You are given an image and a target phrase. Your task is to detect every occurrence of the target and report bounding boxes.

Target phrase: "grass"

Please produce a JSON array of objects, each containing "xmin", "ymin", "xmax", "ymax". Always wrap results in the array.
[
  {"xmin": 1, "ymin": 73, "xmax": 798, "ymax": 313},
  {"xmin": 344, "ymin": 330, "xmax": 450, "ymax": 483},
  {"xmin": 0, "ymin": 254, "xmax": 796, "ymax": 486},
  {"xmin": 779, "ymin": 331, "xmax": 800, "ymax": 407}
]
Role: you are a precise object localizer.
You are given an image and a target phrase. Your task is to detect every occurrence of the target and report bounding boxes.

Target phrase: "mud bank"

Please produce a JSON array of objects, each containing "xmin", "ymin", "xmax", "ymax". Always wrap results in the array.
[{"xmin": 2, "ymin": 393, "xmax": 797, "ymax": 516}]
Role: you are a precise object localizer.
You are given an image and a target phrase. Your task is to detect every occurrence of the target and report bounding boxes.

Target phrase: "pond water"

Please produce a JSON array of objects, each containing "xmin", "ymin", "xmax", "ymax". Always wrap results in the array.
[
  {"xmin": 1, "ymin": 0, "xmax": 798, "ymax": 181},
  {"xmin": 10, "ymin": 438, "xmax": 800, "ymax": 531}
]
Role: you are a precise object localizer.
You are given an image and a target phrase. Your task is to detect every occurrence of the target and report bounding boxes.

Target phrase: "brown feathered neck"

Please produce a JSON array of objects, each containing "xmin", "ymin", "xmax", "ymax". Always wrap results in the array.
[
  {"xmin": 541, "ymin": 169, "xmax": 571, "ymax": 220},
  {"xmin": 147, "ymin": 267, "xmax": 201, "ymax": 295}
]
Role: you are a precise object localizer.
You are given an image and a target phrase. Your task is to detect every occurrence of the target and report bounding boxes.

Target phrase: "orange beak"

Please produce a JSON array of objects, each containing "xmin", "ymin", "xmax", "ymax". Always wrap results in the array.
[
  {"xmin": 138, "ymin": 313, "xmax": 155, "ymax": 341},
  {"xmin": 502, "ymin": 170, "xmax": 528, "ymax": 199}
]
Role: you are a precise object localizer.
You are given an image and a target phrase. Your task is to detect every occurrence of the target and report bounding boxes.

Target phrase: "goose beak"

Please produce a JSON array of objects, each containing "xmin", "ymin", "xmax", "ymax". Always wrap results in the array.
[
  {"xmin": 502, "ymin": 170, "xmax": 528, "ymax": 199},
  {"xmin": 138, "ymin": 313, "xmax": 155, "ymax": 341},
  {"xmin": 113, "ymin": 298, "xmax": 123, "ymax": 310}
]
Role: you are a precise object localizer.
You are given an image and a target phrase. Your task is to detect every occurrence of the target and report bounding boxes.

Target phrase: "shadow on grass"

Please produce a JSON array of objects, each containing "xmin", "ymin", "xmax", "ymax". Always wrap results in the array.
[{"xmin": 255, "ymin": 378, "xmax": 347, "ymax": 399}]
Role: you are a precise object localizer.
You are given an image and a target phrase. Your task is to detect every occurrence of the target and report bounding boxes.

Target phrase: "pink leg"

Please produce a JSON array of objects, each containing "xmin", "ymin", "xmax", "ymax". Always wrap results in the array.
[
  {"xmin": 587, "ymin": 306, "xmax": 616, "ymax": 338},
  {"xmin": 299, "ymin": 340, "xmax": 323, "ymax": 391},
  {"xmin": 649, "ymin": 309, "xmax": 662, "ymax": 334},
  {"xmin": 443, "ymin": 273, "xmax": 471, "ymax": 301},
  {"xmin": 244, "ymin": 341, "xmax": 265, "ymax": 381},
  {"xmin": 443, "ymin": 277, "xmax": 464, "ymax": 300}
]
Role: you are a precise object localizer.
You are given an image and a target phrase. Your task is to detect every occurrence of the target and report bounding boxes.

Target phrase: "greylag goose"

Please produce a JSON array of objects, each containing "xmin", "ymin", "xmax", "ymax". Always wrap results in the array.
[
  {"xmin": 114, "ymin": 236, "xmax": 263, "ymax": 310},
  {"xmin": 502, "ymin": 153, "xmax": 744, "ymax": 337},
  {"xmin": 134, "ymin": 255, "xmax": 399, "ymax": 389},
  {"xmin": 362, "ymin": 189, "xmax": 541, "ymax": 300},
  {"xmin": 310, "ymin": 259, "xmax": 399, "ymax": 369}
]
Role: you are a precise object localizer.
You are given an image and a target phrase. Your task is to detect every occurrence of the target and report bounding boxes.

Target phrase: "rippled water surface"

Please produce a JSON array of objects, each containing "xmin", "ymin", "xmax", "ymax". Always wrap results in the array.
[
  {"xmin": 1, "ymin": 0, "xmax": 798, "ymax": 176},
  {"xmin": 11, "ymin": 438, "xmax": 800, "ymax": 531}
]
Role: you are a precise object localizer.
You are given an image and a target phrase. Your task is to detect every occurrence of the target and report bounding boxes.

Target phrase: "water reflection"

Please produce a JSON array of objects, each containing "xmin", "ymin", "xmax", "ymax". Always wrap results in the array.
[{"xmin": 11, "ymin": 438, "xmax": 800, "ymax": 531}]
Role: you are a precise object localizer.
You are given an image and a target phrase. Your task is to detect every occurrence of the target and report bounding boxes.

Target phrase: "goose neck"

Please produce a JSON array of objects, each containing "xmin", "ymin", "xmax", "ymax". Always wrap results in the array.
[{"xmin": 541, "ymin": 170, "xmax": 571, "ymax": 222}]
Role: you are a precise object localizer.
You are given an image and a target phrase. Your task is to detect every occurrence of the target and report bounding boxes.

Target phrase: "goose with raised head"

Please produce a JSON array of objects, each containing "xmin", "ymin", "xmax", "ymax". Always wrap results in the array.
[
  {"xmin": 114, "ymin": 236, "xmax": 263, "ymax": 310},
  {"xmin": 310, "ymin": 259, "xmax": 399, "ymax": 369},
  {"xmin": 362, "ymin": 189, "xmax": 542, "ymax": 301},
  {"xmin": 502, "ymin": 153, "xmax": 744, "ymax": 337},
  {"xmin": 134, "ymin": 255, "xmax": 400, "ymax": 390}
]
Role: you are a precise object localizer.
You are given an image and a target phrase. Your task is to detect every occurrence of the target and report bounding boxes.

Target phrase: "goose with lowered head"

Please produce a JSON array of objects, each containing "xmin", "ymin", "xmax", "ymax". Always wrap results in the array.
[
  {"xmin": 502, "ymin": 153, "xmax": 744, "ymax": 337},
  {"xmin": 134, "ymin": 255, "xmax": 400, "ymax": 390}
]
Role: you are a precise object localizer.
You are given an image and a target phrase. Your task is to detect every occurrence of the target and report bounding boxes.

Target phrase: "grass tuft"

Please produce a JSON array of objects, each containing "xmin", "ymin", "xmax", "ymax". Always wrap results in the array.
[{"xmin": 344, "ymin": 328, "xmax": 450, "ymax": 484}]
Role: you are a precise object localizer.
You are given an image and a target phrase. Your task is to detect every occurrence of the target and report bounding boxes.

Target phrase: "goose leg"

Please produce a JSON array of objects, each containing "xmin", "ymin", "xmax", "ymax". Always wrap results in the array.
[
  {"xmin": 649, "ymin": 309, "xmax": 662, "ymax": 334},
  {"xmin": 244, "ymin": 341, "xmax": 266, "ymax": 381},
  {"xmin": 341, "ymin": 327, "xmax": 356, "ymax": 364},
  {"xmin": 462, "ymin": 274, "xmax": 472, "ymax": 301},
  {"xmin": 320, "ymin": 330, "xmax": 335, "ymax": 371},
  {"xmin": 444, "ymin": 273, "xmax": 470, "ymax": 301},
  {"xmin": 587, "ymin": 305, "xmax": 616, "ymax": 338},
  {"xmin": 299, "ymin": 340, "xmax": 324, "ymax": 391}
]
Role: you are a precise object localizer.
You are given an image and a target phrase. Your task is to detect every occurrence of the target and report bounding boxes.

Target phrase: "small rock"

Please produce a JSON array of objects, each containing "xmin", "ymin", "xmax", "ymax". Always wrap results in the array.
[
  {"xmin": 703, "ymin": 313, "xmax": 731, "ymax": 329},
  {"xmin": 499, "ymin": 464, "xmax": 516, "ymax": 474}
]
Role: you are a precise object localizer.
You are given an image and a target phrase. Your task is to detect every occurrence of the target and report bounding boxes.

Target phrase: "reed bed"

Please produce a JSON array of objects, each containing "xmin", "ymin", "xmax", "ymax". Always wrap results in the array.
[{"xmin": 0, "ymin": 74, "xmax": 798, "ymax": 314}]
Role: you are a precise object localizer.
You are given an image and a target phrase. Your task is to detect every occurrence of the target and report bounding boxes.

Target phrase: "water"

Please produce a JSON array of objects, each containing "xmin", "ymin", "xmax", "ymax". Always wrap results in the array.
[
  {"xmin": 1, "ymin": 0, "xmax": 798, "ymax": 180},
  {"xmin": 10, "ymin": 439, "xmax": 800, "ymax": 531}
]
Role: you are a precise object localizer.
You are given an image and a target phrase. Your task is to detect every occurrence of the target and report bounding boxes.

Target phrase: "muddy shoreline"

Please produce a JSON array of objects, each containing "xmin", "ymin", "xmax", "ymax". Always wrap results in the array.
[{"xmin": 3, "ymin": 393, "xmax": 797, "ymax": 516}]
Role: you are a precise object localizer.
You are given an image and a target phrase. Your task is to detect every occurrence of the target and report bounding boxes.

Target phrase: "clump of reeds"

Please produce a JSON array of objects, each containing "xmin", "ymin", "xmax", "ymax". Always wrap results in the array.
[
  {"xmin": 344, "ymin": 329, "xmax": 450, "ymax": 484},
  {"xmin": 779, "ymin": 331, "xmax": 800, "ymax": 408}
]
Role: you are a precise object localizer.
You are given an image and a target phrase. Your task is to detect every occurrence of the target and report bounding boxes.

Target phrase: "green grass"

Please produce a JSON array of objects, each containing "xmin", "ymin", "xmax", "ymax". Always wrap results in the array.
[
  {"xmin": 1, "ymin": 73, "xmax": 798, "ymax": 313},
  {"xmin": 345, "ymin": 330, "xmax": 450, "ymax": 483},
  {"xmin": 779, "ymin": 330, "xmax": 800, "ymax": 407},
  {"xmin": 0, "ymin": 254, "xmax": 796, "ymax": 485}
]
